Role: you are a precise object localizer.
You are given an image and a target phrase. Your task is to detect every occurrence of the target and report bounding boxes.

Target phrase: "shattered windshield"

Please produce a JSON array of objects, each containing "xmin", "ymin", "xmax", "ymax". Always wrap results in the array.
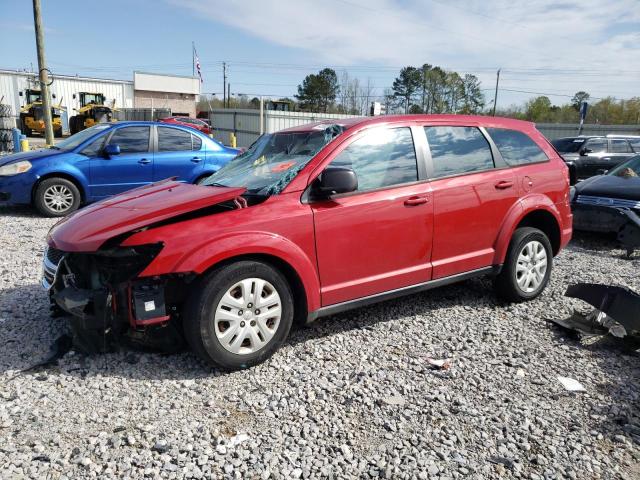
[{"xmin": 203, "ymin": 124, "xmax": 344, "ymax": 195}]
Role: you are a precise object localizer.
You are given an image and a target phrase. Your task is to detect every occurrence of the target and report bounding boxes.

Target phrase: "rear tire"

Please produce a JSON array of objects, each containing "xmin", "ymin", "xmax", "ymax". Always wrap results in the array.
[
  {"xmin": 493, "ymin": 227, "xmax": 552, "ymax": 302},
  {"xmin": 34, "ymin": 177, "xmax": 81, "ymax": 217},
  {"xmin": 183, "ymin": 261, "xmax": 294, "ymax": 370}
]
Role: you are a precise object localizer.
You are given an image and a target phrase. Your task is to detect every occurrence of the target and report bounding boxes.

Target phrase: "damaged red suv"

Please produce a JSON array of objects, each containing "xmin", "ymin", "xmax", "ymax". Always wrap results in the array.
[{"xmin": 44, "ymin": 115, "xmax": 572, "ymax": 370}]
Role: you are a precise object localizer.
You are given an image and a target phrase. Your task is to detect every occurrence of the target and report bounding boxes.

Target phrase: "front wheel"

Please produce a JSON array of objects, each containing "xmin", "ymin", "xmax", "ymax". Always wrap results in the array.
[
  {"xmin": 184, "ymin": 261, "xmax": 294, "ymax": 370},
  {"xmin": 493, "ymin": 227, "xmax": 552, "ymax": 302},
  {"xmin": 34, "ymin": 178, "xmax": 81, "ymax": 217}
]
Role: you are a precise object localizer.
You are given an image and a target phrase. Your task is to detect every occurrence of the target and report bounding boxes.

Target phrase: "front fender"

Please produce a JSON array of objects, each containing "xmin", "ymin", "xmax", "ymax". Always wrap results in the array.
[
  {"xmin": 493, "ymin": 194, "xmax": 562, "ymax": 265},
  {"xmin": 33, "ymin": 156, "xmax": 90, "ymax": 196},
  {"xmin": 142, "ymin": 231, "xmax": 321, "ymax": 313}
]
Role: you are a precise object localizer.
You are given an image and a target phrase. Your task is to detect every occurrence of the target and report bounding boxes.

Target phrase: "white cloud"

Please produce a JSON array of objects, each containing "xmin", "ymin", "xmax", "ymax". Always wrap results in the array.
[{"xmin": 176, "ymin": 0, "xmax": 640, "ymax": 101}]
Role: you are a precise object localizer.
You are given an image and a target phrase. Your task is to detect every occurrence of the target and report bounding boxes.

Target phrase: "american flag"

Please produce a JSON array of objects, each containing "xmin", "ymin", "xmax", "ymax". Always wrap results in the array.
[{"xmin": 194, "ymin": 48, "xmax": 203, "ymax": 83}]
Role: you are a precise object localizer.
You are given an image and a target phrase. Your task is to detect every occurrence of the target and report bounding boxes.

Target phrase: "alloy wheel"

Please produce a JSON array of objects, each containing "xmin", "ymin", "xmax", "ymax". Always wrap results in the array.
[
  {"xmin": 515, "ymin": 240, "xmax": 548, "ymax": 293},
  {"xmin": 43, "ymin": 184, "xmax": 74, "ymax": 213},
  {"xmin": 214, "ymin": 278, "xmax": 282, "ymax": 355}
]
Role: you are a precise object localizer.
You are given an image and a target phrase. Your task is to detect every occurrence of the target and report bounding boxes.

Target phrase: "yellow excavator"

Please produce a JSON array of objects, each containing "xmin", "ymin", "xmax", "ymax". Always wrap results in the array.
[
  {"xmin": 69, "ymin": 92, "xmax": 115, "ymax": 134},
  {"xmin": 18, "ymin": 89, "xmax": 65, "ymax": 137}
]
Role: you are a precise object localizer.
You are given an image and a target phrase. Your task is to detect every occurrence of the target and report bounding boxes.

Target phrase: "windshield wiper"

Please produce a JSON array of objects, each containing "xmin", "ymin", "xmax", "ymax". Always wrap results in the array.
[{"xmin": 205, "ymin": 182, "xmax": 230, "ymax": 188}]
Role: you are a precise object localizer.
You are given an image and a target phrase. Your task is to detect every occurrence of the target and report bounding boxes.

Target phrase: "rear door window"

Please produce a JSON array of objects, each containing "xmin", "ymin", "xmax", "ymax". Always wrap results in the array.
[
  {"xmin": 107, "ymin": 126, "xmax": 150, "ymax": 153},
  {"xmin": 609, "ymin": 139, "xmax": 632, "ymax": 153},
  {"xmin": 425, "ymin": 126, "xmax": 494, "ymax": 178},
  {"xmin": 329, "ymin": 127, "xmax": 418, "ymax": 192},
  {"xmin": 486, "ymin": 128, "xmax": 548, "ymax": 166},
  {"xmin": 158, "ymin": 126, "xmax": 193, "ymax": 151}
]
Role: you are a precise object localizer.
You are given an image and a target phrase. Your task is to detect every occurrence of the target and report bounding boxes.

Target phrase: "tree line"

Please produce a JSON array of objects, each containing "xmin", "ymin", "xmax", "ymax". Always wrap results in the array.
[{"xmin": 197, "ymin": 66, "xmax": 640, "ymax": 125}]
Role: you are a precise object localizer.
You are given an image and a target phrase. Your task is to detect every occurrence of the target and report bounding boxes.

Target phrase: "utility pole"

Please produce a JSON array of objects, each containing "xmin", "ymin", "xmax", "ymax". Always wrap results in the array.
[
  {"xmin": 492, "ymin": 68, "xmax": 500, "ymax": 117},
  {"xmin": 222, "ymin": 62, "xmax": 227, "ymax": 109},
  {"xmin": 32, "ymin": 0, "xmax": 54, "ymax": 145},
  {"xmin": 227, "ymin": 82, "xmax": 231, "ymax": 108}
]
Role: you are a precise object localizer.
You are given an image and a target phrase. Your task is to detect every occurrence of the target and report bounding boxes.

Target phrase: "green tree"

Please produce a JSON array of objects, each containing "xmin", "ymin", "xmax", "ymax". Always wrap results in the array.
[
  {"xmin": 295, "ymin": 68, "xmax": 339, "ymax": 112},
  {"xmin": 524, "ymin": 96, "xmax": 554, "ymax": 122},
  {"xmin": 392, "ymin": 66, "xmax": 422, "ymax": 113},
  {"xmin": 571, "ymin": 91, "xmax": 590, "ymax": 111},
  {"xmin": 460, "ymin": 74, "xmax": 485, "ymax": 114}
]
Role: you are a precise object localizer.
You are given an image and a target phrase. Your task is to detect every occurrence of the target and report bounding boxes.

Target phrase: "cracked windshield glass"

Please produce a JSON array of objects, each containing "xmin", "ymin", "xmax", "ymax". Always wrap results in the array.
[{"xmin": 203, "ymin": 125, "xmax": 344, "ymax": 195}]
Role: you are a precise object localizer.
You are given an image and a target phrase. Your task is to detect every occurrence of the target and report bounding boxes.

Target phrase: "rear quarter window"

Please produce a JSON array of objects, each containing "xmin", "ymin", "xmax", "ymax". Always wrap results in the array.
[{"xmin": 486, "ymin": 128, "xmax": 548, "ymax": 166}]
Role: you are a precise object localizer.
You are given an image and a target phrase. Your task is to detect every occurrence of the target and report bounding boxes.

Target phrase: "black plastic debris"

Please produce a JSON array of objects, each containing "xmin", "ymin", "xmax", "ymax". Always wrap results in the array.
[{"xmin": 547, "ymin": 283, "xmax": 640, "ymax": 340}]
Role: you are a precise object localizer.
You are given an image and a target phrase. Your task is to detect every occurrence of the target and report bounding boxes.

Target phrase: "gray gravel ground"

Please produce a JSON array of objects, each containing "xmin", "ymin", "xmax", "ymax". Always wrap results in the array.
[{"xmin": 1, "ymin": 206, "xmax": 639, "ymax": 480}]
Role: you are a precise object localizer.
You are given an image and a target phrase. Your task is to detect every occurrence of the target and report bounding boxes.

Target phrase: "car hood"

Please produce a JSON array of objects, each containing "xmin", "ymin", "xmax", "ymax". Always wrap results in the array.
[
  {"xmin": 575, "ymin": 174, "xmax": 640, "ymax": 201},
  {"xmin": 48, "ymin": 179, "xmax": 246, "ymax": 252},
  {"xmin": 0, "ymin": 148, "xmax": 63, "ymax": 167}
]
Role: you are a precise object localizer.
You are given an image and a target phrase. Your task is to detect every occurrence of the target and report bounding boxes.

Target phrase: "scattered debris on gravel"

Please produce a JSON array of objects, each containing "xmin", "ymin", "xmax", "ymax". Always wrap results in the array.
[{"xmin": 1, "ymin": 208, "xmax": 639, "ymax": 479}]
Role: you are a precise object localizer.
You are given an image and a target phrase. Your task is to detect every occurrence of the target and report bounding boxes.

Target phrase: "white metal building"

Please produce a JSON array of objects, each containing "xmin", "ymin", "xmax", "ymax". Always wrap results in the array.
[
  {"xmin": 0, "ymin": 69, "xmax": 134, "ymax": 119},
  {"xmin": 0, "ymin": 69, "xmax": 201, "ymax": 122}
]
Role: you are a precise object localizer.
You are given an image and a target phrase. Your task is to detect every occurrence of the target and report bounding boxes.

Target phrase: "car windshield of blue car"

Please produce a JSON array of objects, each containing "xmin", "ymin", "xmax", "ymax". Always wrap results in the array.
[
  {"xmin": 203, "ymin": 124, "xmax": 344, "ymax": 195},
  {"xmin": 54, "ymin": 124, "xmax": 112, "ymax": 150},
  {"xmin": 609, "ymin": 155, "xmax": 640, "ymax": 178}
]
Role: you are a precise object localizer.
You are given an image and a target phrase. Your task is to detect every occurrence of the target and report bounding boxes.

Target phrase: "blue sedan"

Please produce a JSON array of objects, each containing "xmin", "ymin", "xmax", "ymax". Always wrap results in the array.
[{"xmin": 0, "ymin": 121, "xmax": 239, "ymax": 216}]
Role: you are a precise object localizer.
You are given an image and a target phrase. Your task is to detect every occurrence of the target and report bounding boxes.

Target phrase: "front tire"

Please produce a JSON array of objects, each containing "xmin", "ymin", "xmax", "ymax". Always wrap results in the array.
[
  {"xmin": 34, "ymin": 178, "xmax": 81, "ymax": 217},
  {"xmin": 494, "ymin": 227, "xmax": 552, "ymax": 302},
  {"xmin": 184, "ymin": 261, "xmax": 294, "ymax": 370}
]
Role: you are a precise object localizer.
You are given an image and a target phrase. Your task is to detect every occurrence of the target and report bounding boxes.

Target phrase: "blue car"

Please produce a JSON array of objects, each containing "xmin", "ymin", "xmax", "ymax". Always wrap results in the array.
[{"xmin": 0, "ymin": 121, "xmax": 239, "ymax": 216}]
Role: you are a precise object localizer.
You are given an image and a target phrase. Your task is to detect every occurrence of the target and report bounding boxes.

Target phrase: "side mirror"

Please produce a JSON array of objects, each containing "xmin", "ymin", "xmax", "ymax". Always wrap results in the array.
[
  {"xmin": 580, "ymin": 147, "xmax": 592, "ymax": 155},
  {"xmin": 104, "ymin": 144, "xmax": 120, "ymax": 157},
  {"xmin": 312, "ymin": 167, "xmax": 358, "ymax": 198},
  {"xmin": 596, "ymin": 168, "xmax": 608, "ymax": 175}
]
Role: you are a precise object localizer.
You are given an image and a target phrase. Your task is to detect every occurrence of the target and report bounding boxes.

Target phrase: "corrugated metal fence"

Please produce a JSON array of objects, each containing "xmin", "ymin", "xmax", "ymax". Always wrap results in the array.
[
  {"xmin": 209, "ymin": 109, "xmax": 360, "ymax": 147},
  {"xmin": 115, "ymin": 108, "xmax": 171, "ymax": 121},
  {"xmin": 535, "ymin": 123, "xmax": 640, "ymax": 140},
  {"xmin": 208, "ymin": 108, "xmax": 640, "ymax": 147}
]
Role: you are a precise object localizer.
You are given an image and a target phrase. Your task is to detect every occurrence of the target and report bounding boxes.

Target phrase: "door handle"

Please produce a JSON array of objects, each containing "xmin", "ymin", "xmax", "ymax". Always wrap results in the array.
[
  {"xmin": 191, "ymin": 157, "xmax": 202, "ymax": 163},
  {"xmin": 404, "ymin": 196, "xmax": 429, "ymax": 206},
  {"xmin": 138, "ymin": 158, "xmax": 151, "ymax": 165},
  {"xmin": 495, "ymin": 180, "xmax": 514, "ymax": 190}
]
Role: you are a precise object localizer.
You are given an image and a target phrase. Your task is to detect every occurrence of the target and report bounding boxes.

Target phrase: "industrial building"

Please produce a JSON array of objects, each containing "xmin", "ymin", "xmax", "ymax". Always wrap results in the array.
[{"xmin": 0, "ymin": 69, "xmax": 200, "ymax": 133}]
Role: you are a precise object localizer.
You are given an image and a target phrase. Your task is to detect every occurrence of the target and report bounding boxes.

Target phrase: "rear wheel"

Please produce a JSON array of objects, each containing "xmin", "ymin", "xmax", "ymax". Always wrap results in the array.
[
  {"xmin": 184, "ymin": 261, "xmax": 294, "ymax": 370},
  {"xmin": 494, "ymin": 227, "xmax": 552, "ymax": 302},
  {"xmin": 34, "ymin": 177, "xmax": 81, "ymax": 217}
]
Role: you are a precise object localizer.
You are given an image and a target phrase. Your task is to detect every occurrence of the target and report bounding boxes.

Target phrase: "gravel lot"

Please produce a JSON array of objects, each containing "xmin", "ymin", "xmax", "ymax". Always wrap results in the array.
[{"xmin": 1, "ymin": 206, "xmax": 639, "ymax": 480}]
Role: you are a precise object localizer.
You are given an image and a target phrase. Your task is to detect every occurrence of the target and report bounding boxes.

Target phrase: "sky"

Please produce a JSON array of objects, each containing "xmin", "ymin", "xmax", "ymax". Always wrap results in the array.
[{"xmin": 1, "ymin": 0, "xmax": 639, "ymax": 109}]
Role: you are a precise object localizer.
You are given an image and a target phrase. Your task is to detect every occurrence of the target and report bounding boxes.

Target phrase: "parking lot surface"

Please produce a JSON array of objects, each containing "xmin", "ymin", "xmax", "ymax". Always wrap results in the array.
[{"xmin": 0, "ymin": 207, "xmax": 639, "ymax": 479}]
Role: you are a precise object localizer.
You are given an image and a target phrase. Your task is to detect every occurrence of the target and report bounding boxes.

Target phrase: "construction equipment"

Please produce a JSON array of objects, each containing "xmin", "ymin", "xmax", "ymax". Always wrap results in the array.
[
  {"xmin": 69, "ymin": 92, "xmax": 115, "ymax": 134},
  {"xmin": 18, "ymin": 89, "xmax": 64, "ymax": 138}
]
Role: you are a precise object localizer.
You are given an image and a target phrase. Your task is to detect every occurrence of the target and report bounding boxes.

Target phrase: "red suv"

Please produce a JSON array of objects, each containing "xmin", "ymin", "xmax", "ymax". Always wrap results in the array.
[
  {"xmin": 44, "ymin": 115, "xmax": 572, "ymax": 370},
  {"xmin": 159, "ymin": 116, "xmax": 212, "ymax": 135}
]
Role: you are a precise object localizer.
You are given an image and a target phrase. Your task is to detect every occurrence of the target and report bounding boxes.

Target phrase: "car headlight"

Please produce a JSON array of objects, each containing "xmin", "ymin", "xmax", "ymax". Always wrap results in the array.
[{"xmin": 0, "ymin": 161, "xmax": 32, "ymax": 176}]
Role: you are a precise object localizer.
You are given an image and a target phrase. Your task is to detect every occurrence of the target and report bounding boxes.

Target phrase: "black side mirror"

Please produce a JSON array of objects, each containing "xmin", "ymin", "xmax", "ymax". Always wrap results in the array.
[
  {"xmin": 580, "ymin": 147, "xmax": 592, "ymax": 155},
  {"xmin": 313, "ymin": 167, "xmax": 358, "ymax": 198},
  {"xmin": 596, "ymin": 168, "xmax": 608, "ymax": 175}
]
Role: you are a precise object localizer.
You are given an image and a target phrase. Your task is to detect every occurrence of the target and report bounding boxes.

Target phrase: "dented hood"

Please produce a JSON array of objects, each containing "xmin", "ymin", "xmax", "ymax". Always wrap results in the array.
[{"xmin": 48, "ymin": 180, "xmax": 246, "ymax": 252}]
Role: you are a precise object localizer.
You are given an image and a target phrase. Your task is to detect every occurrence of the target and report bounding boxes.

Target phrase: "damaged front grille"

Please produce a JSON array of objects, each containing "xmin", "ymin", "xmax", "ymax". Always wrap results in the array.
[{"xmin": 42, "ymin": 246, "xmax": 66, "ymax": 290}]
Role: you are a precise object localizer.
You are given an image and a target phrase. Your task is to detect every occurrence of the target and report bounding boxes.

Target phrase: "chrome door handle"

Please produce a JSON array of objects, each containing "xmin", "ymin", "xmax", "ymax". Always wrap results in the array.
[
  {"xmin": 404, "ymin": 196, "xmax": 429, "ymax": 206},
  {"xmin": 191, "ymin": 157, "xmax": 202, "ymax": 163},
  {"xmin": 138, "ymin": 158, "xmax": 151, "ymax": 165}
]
